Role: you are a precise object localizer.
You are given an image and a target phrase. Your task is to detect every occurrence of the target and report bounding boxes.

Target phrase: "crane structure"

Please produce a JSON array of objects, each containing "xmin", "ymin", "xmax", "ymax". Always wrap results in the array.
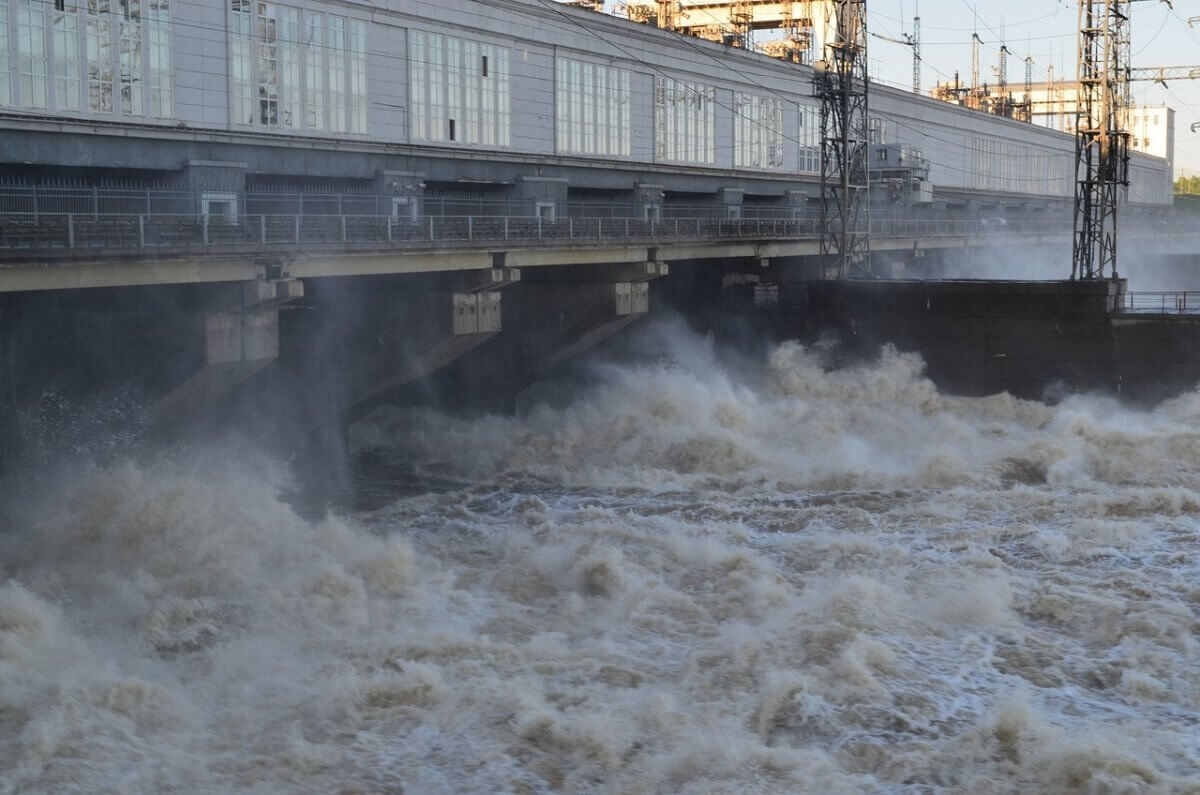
[
  {"xmin": 815, "ymin": 0, "xmax": 870, "ymax": 278},
  {"xmin": 1072, "ymin": 0, "xmax": 1131, "ymax": 281}
]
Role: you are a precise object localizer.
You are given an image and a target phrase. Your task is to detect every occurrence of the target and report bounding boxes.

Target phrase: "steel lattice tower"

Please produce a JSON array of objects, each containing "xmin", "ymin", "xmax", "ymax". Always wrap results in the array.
[
  {"xmin": 1073, "ymin": 0, "xmax": 1131, "ymax": 280},
  {"xmin": 815, "ymin": 0, "xmax": 870, "ymax": 278}
]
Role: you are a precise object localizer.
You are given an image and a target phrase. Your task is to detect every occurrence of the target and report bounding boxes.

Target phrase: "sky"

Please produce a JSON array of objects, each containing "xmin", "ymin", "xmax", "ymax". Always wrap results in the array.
[{"xmin": 590, "ymin": 0, "xmax": 1200, "ymax": 176}]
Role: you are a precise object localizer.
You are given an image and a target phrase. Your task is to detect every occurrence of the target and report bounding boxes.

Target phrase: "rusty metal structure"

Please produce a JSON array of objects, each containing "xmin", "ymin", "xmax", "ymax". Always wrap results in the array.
[
  {"xmin": 815, "ymin": 0, "xmax": 870, "ymax": 278},
  {"xmin": 1072, "ymin": 0, "xmax": 1131, "ymax": 280},
  {"xmin": 617, "ymin": 1, "xmax": 828, "ymax": 63}
]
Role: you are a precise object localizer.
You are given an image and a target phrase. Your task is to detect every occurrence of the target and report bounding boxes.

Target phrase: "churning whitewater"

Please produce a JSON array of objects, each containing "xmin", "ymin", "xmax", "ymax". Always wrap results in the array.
[{"xmin": 3, "ymin": 324, "xmax": 1200, "ymax": 793}]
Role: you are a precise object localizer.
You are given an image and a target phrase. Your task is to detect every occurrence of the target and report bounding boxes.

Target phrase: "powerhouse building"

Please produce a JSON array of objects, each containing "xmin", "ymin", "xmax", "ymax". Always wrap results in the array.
[{"xmin": 0, "ymin": 0, "xmax": 1172, "ymax": 218}]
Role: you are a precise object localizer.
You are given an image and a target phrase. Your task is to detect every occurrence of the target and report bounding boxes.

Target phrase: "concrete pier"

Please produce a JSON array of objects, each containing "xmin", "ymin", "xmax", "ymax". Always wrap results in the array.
[{"xmin": 773, "ymin": 278, "xmax": 1200, "ymax": 402}]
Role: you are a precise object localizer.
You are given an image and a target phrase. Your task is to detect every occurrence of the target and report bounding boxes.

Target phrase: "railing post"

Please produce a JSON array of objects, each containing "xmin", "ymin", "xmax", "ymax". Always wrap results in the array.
[
  {"xmin": 32, "ymin": 184, "xmax": 38, "ymax": 222},
  {"xmin": 429, "ymin": 215, "xmax": 435, "ymax": 241},
  {"xmin": 625, "ymin": 218, "xmax": 630, "ymax": 239},
  {"xmin": 538, "ymin": 215, "xmax": 542, "ymax": 240},
  {"xmin": 260, "ymin": 214, "xmax": 266, "ymax": 244},
  {"xmin": 341, "ymin": 215, "xmax": 347, "ymax": 243},
  {"xmin": 569, "ymin": 217, "xmax": 573, "ymax": 240},
  {"xmin": 387, "ymin": 215, "xmax": 393, "ymax": 242},
  {"xmin": 202, "ymin": 214, "xmax": 209, "ymax": 246},
  {"xmin": 504, "ymin": 216, "xmax": 509, "ymax": 240},
  {"xmin": 674, "ymin": 218, "xmax": 679, "ymax": 238},
  {"xmin": 468, "ymin": 216, "xmax": 473, "ymax": 241},
  {"xmin": 138, "ymin": 214, "xmax": 145, "ymax": 248},
  {"xmin": 294, "ymin": 214, "xmax": 300, "ymax": 244},
  {"xmin": 67, "ymin": 213, "xmax": 74, "ymax": 249}
]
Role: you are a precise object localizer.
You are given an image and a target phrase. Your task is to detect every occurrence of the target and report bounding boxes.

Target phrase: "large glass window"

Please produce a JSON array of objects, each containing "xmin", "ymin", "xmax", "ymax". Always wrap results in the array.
[
  {"xmin": 328, "ymin": 15, "xmax": 346, "ymax": 133},
  {"xmin": 348, "ymin": 19, "xmax": 366, "ymax": 133},
  {"xmin": 118, "ymin": 0, "xmax": 141, "ymax": 115},
  {"xmin": 1, "ymin": 0, "xmax": 170, "ymax": 117},
  {"xmin": 278, "ymin": 6, "xmax": 299, "ymax": 127},
  {"xmin": 87, "ymin": 0, "xmax": 113, "ymax": 112},
  {"xmin": 256, "ymin": 1, "xmax": 278, "ymax": 125},
  {"xmin": 654, "ymin": 77, "xmax": 715, "ymax": 164},
  {"xmin": 303, "ymin": 10, "xmax": 322, "ymax": 130},
  {"xmin": 972, "ymin": 137, "xmax": 997, "ymax": 191},
  {"xmin": 18, "ymin": 0, "xmax": 47, "ymax": 108},
  {"xmin": 0, "ymin": 4, "xmax": 8, "ymax": 105},
  {"xmin": 53, "ymin": 0, "xmax": 82, "ymax": 111},
  {"xmin": 147, "ymin": 0, "xmax": 169, "ymax": 117},
  {"xmin": 409, "ymin": 30, "xmax": 509, "ymax": 146},
  {"xmin": 231, "ymin": 0, "xmax": 252, "ymax": 123},
  {"xmin": 230, "ymin": 3, "xmax": 338, "ymax": 132},
  {"xmin": 556, "ymin": 57, "xmax": 631, "ymax": 157},
  {"xmin": 798, "ymin": 104, "xmax": 820, "ymax": 174},
  {"xmin": 734, "ymin": 92, "xmax": 783, "ymax": 170}
]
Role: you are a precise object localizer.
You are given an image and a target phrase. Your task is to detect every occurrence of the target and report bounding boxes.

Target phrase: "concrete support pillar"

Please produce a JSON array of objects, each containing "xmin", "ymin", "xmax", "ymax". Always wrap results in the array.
[{"xmin": 153, "ymin": 278, "xmax": 302, "ymax": 422}]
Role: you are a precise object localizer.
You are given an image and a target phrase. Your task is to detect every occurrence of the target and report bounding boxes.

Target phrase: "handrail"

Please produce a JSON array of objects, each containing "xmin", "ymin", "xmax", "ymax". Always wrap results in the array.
[
  {"xmin": 1122, "ymin": 291, "xmax": 1200, "ymax": 314},
  {"xmin": 0, "ymin": 212, "xmax": 1095, "ymax": 256}
]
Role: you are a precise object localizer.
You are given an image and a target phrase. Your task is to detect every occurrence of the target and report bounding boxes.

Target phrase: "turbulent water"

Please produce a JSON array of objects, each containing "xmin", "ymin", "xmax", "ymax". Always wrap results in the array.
[{"xmin": 3, "ymin": 323, "xmax": 1200, "ymax": 793}]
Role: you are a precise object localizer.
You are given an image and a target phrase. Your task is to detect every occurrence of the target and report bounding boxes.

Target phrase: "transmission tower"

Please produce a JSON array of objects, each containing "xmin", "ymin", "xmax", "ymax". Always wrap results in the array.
[
  {"xmin": 1072, "ymin": 0, "xmax": 1131, "ymax": 280},
  {"xmin": 971, "ymin": 32, "xmax": 981, "ymax": 90},
  {"xmin": 1024, "ymin": 54, "xmax": 1033, "ymax": 121},
  {"xmin": 911, "ymin": 16, "xmax": 921, "ymax": 93},
  {"xmin": 815, "ymin": 0, "xmax": 870, "ymax": 278}
]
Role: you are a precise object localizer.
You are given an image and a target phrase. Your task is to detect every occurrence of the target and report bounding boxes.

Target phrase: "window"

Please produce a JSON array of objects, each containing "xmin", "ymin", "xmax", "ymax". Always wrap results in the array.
[
  {"xmin": 734, "ymin": 92, "xmax": 783, "ymax": 170},
  {"xmin": 147, "ymin": 0, "xmax": 170, "ymax": 116},
  {"xmin": 536, "ymin": 202, "xmax": 556, "ymax": 222},
  {"xmin": 231, "ymin": 0, "xmax": 252, "ymax": 123},
  {"xmin": 972, "ymin": 137, "xmax": 997, "ymax": 191},
  {"xmin": 87, "ymin": 0, "xmax": 113, "ymax": 112},
  {"xmin": 654, "ymin": 77, "xmax": 715, "ymax": 164},
  {"xmin": 18, "ymin": 0, "xmax": 47, "ymax": 108},
  {"xmin": 118, "ymin": 0, "xmax": 141, "ymax": 115},
  {"xmin": 348, "ymin": 19, "xmax": 366, "ymax": 133},
  {"xmin": 231, "ymin": 4, "xmax": 344, "ymax": 133},
  {"xmin": 328, "ymin": 15, "xmax": 346, "ymax": 133},
  {"xmin": 257, "ymin": 2, "xmax": 278, "ymax": 125},
  {"xmin": 868, "ymin": 116, "xmax": 885, "ymax": 144},
  {"xmin": 0, "ymin": 5, "xmax": 8, "ymax": 104},
  {"xmin": 278, "ymin": 6, "xmax": 299, "ymax": 127},
  {"xmin": 392, "ymin": 196, "xmax": 417, "ymax": 221},
  {"xmin": 202, "ymin": 192, "xmax": 238, "ymax": 222},
  {"xmin": 798, "ymin": 104, "xmax": 820, "ymax": 174},
  {"xmin": 555, "ymin": 57, "xmax": 632, "ymax": 157},
  {"xmin": 409, "ymin": 30, "xmax": 510, "ymax": 146},
  {"xmin": 53, "ymin": 1, "xmax": 82, "ymax": 111},
  {"xmin": 303, "ymin": 10, "xmax": 322, "ymax": 129}
]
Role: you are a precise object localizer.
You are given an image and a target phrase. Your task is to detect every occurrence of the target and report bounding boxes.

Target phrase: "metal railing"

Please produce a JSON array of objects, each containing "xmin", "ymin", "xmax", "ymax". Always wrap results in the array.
[
  {"xmin": 0, "ymin": 212, "xmax": 1083, "ymax": 256},
  {"xmin": 1123, "ymin": 292, "xmax": 1200, "ymax": 314}
]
